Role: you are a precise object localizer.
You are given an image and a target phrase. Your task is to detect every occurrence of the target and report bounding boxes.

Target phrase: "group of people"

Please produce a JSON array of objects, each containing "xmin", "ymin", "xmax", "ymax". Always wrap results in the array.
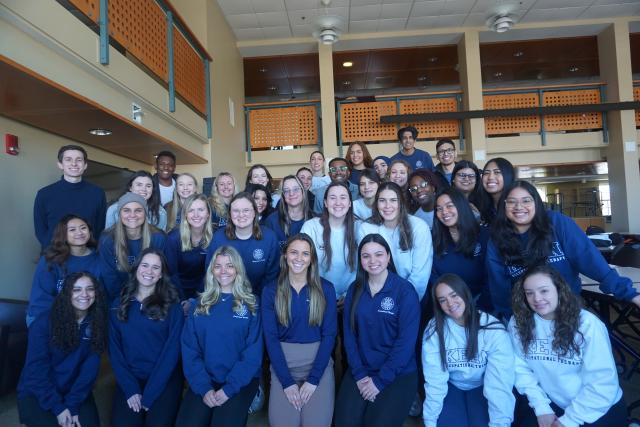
[{"xmin": 19, "ymin": 131, "xmax": 639, "ymax": 427}]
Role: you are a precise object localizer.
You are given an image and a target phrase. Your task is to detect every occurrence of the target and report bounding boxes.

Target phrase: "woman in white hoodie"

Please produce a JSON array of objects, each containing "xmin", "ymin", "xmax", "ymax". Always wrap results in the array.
[
  {"xmin": 509, "ymin": 264, "xmax": 626, "ymax": 427},
  {"xmin": 422, "ymin": 273, "xmax": 515, "ymax": 427}
]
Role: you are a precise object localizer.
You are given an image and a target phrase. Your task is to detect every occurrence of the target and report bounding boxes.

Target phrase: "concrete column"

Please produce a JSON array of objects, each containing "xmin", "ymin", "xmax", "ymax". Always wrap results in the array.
[
  {"xmin": 597, "ymin": 21, "xmax": 640, "ymax": 232},
  {"xmin": 318, "ymin": 42, "xmax": 339, "ymax": 159},
  {"xmin": 457, "ymin": 30, "xmax": 486, "ymax": 165}
]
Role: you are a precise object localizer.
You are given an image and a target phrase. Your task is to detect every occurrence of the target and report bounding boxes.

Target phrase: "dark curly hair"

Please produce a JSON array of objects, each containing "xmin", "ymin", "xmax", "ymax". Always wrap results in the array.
[
  {"xmin": 44, "ymin": 215, "xmax": 97, "ymax": 268},
  {"xmin": 50, "ymin": 272, "xmax": 107, "ymax": 354},
  {"xmin": 512, "ymin": 264, "xmax": 583, "ymax": 358},
  {"xmin": 117, "ymin": 248, "xmax": 179, "ymax": 322}
]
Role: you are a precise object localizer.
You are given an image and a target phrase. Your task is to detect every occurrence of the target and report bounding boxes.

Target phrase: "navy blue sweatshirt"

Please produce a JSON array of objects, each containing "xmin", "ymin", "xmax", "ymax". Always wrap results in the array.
[
  {"xmin": 18, "ymin": 314, "xmax": 101, "ymax": 417},
  {"xmin": 181, "ymin": 295, "xmax": 262, "ymax": 398},
  {"xmin": 98, "ymin": 231, "xmax": 166, "ymax": 301},
  {"xmin": 205, "ymin": 227, "xmax": 280, "ymax": 297},
  {"xmin": 27, "ymin": 252, "xmax": 101, "ymax": 326},
  {"xmin": 33, "ymin": 178, "xmax": 106, "ymax": 248},
  {"xmin": 261, "ymin": 279, "xmax": 337, "ymax": 388},
  {"xmin": 108, "ymin": 300, "xmax": 183, "ymax": 409},
  {"xmin": 430, "ymin": 226, "xmax": 491, "ymax": 310},
  {"xmin": 164, "ymin": 228, "xmax": 207, "ymax": 300},
  {"xmin": 263, "ymin": 211, "xmax": 305, "ymax": 247},
  {"xmin": 487, "ymin": 209, "xmax": 639, "ymax": 318},
  {"xmin": 343, "ymin": 271, "xmax": 419, "ymax": 391}
]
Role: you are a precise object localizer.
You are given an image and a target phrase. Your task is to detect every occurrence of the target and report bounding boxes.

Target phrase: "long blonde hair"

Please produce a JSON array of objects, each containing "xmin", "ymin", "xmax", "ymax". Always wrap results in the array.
[
  {"xmin": 209, "ymin": 172, "xmax": 236, "ymax": 220},
  {"xmin": 196, "ymin": 246, "xmax": 257, "ymax": 316},
  {"xmin": 275, "ymin": 234, "xmax": 326, "ymax": 327},
  {"xmin": 179, "ymin": 194, "xmax": 214, "ymax": 251},
  {"xmin": 167, "ymin": 173, "xmax": 199, "ymax": 229},
  {"xmin": 112, "ymin": 210, "xmax": 155, "ymax": 272}
]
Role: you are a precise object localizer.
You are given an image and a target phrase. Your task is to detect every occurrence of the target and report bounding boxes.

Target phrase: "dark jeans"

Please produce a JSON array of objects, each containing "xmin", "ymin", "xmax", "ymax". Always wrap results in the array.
[
  {"xmin": 334, "ymin": 370, "xmax": 417, "ymax": 427},
  {"xmin": 516, "ymin": 393, "xmax": 627, "ymax": 427},
  {"xmin": 175, "ymin": 377, "xmax": 259, "ymax": 427},
  {"xmin": 437, "ymin": 383, "xmax": 489, "ymax": 427},
  {"xmin": 18, "ymin": 392, "xmax": 100, "ymax": 427},
  {"xmin": 111, "ymin": 367, "xmax": 183, "ymax": 427}
]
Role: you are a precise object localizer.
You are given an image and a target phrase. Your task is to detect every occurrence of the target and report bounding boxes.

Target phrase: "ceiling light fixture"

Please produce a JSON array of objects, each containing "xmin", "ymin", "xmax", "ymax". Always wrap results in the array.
[
  {"xmin": 342, "ymin": 61, "xmax": 353, "ymax": 67},
  {"xmin": 342, "ymin": 80, "xmax": 351, "ymax": 86},
  {"xmin": 486, "ymin": 2, "xmax": 519, "ymax": 33},
  {"xmin": 428, "ymin": 56, "xmax": 438, "ymax": 63},
  {"xmin": 88, "ymin": 128, "xmax": 112, "ymax": 136},
  {"xmin": 494, "ymin": 72, "xmax": 503, "ymax": 78},
  {"xmin": 513, "ymin": 51, "xmax": 524, "ymax": 57},
  {"xmin": 259, "ymin": 67, "xmax": 268, "ymax": 73},
  {"xmin": 569, "ymin": 66, "xmax": 579, "ymax": 72}
]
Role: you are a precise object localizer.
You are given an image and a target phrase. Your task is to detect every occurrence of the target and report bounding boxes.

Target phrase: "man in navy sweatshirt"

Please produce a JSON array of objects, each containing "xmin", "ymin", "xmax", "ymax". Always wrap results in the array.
[
  {"xmin": 33, "ymin": 145, "xmax": 106, "ymax": 249},
  {"xmin": 390, "ymin": 126, "xmax": 434, "ymax": 172}
]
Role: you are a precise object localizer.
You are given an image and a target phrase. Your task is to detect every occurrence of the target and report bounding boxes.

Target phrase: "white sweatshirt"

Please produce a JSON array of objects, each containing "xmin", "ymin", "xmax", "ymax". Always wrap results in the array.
[
  {"xmin": 311, "ymin": 175, "xmax": 331, "ymax": 191},
  {"xmin": 422, "ymin": 313, "xmax": 515, "ymax": 427},
  {"xmin": 358, "ymin": 215, "xmax": 432, "ymax": 299},
  {"xmin": 508, "ymin": 310, "xmax": 623, "ymax": 427},
  {"xmin": 301, "ymin": 217, "xmax": 359, "ymax": 298},
  {"xmin": 352, "ymin": 198, "xmax": 372, "ymax": 221}
]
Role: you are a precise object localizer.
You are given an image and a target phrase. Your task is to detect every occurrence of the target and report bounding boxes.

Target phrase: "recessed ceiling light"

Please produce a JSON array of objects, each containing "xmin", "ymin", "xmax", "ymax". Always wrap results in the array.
[
  {"xmin": 88, "ymin": 128, "xmax": 112, "ymax": 136},
  {"xmin": 268, "ymin": 86, "xmax": 277, "ymax": 91},
  {"xmin": 342, "ymin": 61, "xmax": 353, "ymax": 67},
  {"xmin": 417, "ymin": 76, "xmax": 428, "ymax": 82},
  {"xmin": 569, "ymin": 66, "xmax": 579, "ymax": 72},
  {"xmin": 513, "ymin": 51, "xmax": 524, "ymax": 57},
  {"xmin": 494, "ymin": 72, "xmax": 503, "ymax": 78},
  {"xmin": 428, "ymin": 56, "xmax": 438, "ymax": 63},
  {"xmin": 259, "ymin": 67, "xmax": 268, "ymax": 73},
  {"xmin": 342, "ymin": 80, "xmax": 351, "ymax": 86}
]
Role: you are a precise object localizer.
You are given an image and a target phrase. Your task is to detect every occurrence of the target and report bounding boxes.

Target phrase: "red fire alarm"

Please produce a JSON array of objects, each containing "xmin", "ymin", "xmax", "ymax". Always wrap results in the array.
[{"xmin": 5, "ymin": 134, "xmax": 19, "ymax": 155}]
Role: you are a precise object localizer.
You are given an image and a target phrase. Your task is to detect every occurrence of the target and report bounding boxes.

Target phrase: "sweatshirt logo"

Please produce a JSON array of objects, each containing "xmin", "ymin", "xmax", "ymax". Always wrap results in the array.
[
  {"xmin": 233, "ymin": 304, "xmax": 249, "ymax": 319},
  {"xmin": 56, "ymin": 278, "xmax": 64, "ymax": 293},
  {"xmin": 416, "ymin": 160, "xmax": 423, "ymax": 168},
  {"xmin": 506, "ymin": 241, "xmax": 567, "ymax": 278},
  {"xmin": 378, "ymin": 297, "xmax": 395, "ymax": 315},
  {"xmin": 253, "ymin": 249, "xmax": 264, "ymax": 262},
  {"xmin": 447, "ymin": 348, "xmax": 488, "ymax": 369},
  {"xmin": 525, "ymin": 339, "xmax": 582, "ymax": 365}
]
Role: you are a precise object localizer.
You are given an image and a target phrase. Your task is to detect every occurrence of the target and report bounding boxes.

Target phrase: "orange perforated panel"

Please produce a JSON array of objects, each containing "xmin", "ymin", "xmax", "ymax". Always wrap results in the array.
[
  {"xmin": 249, "ymin": 106, "xmax": 318, "ymax": 148},
  {"xmin": 399, "ymin": 98, "xmax": 459, "ymax": 138},
  {"xmin": 173, "ymin": 28, "xmax": 206, "ymax": 114},
  {"xmin": 634, "ymin": 87, "xmax": 640, "ymax": 127},
  {"xmin": 68, "ymin": 0, "xmax": 99, "ymax": 21},
  {"xmin": 543, "ymin": 89, "xmax": 602, "ymax": 131},
  {"xmin": 340, "ymin": 101, "xmax": 397, "ymax": 143},
  {"xmin": 108, "ymin": 0, "xmax": 168, "ymax": 81},
  {"xmin": 483, "ymin": 93, "xmax": 540, "ymax": 135}
]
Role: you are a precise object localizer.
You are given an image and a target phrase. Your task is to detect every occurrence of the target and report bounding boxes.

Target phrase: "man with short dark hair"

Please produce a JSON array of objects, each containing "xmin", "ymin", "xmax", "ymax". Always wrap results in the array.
[
  {"xmin": 33, "ymin": 145, "xmax": 106, "ymax": 248},
  {"xmin": 312, "ymin": 157, "xmax": 360, "ymax": 214},
  {"xmin": 390, "ymin": 126, "xmax": 434, "ymax": 172},
  {"xmin": 434, "ymin": 138, "xmax": 457, "ymax": 185},
  {"xmin": 154, "ymin": 150, "xmax": 177, "ymax": 205}
]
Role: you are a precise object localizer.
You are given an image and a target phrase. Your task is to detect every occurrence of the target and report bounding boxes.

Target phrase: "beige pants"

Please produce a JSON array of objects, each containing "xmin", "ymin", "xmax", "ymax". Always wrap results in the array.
[{"xmin": 268, "ymin": 342, "xmax": 335, "ymax": 427}]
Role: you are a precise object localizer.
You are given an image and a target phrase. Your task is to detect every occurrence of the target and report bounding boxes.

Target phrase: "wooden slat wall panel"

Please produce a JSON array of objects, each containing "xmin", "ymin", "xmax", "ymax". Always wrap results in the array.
[
  {"xmin": 634, "ymin": 87, "xmax": 640, "ymax": 126},
  {"xmin": 68, "ymin": 0, "xmax": 99, "ymax": 21},
  {"xmin": 399, "ymin": 98, "xmax": 459, "ymax": 138},
  {"xmin": 249, "ymin": 106, "xmax": 318, "ymax": 148},
  {"xmin": 484, "ymin": 93, "xmax": 540, "ymax": 135},
  {"xmin": 543, "ymin": 89, "xmax": 602, "ymax": 131},
  {"xmin": 173, "ymin": 28, "xmax": 206, "ymax": 114},
  {"xmin": 340, "ymin": 101, "xmax": 397, "ymax": 143}
]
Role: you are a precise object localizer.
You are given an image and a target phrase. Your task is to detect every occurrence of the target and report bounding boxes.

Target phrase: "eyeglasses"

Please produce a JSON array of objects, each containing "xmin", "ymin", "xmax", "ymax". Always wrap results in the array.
[
  {"xmin": 282, "ymin": 187, "xmax": 302, "ymax": 196},
  {"xmin": 436, "ymin": 148, "xmax": 455, "ymax": 156},
  {"xmin": 329, "ymin": 166, "xmax": 349, "ymax": 173},
  {"xmin": 231, "ymin": 208, "xmax": 253, "ymax": 216},
  {"xmin": 481, "ymin": 169, "xmax": 502, "ymax": 177},
  {"xmin": 455, "ymin": 173, "xmax": 476, "ymax": 181},
  {"xmin": 505, "ymin": 197, "xmax": 534, "ymax": 208},
  {"xmin": 408, "ymin": 181, "xmax": 432, "ymax": 193}
]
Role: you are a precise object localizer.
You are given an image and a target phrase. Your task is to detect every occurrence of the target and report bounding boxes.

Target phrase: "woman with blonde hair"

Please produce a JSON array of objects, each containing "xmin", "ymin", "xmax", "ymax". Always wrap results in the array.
[
  {"xmin": 165, "ymin": 173, "xmax": 198, "ymax": 230},
  {"xmin": 164, "ymin": 194, "xmax": 213, "ymax": 306},
  {"xmin": 262, "ymin": 234, "xmax": 337, "ymax": 427},
  {"xmin": 176, "ymin": 246, "xmax": 262, "ymax": 427},
  {"xmin": 98, "ymin": 192, "xmax": 165, "ymax": 301},
  {"xmin": 209, "ymin": 172, "xmax": 236, "ymax": 229}
]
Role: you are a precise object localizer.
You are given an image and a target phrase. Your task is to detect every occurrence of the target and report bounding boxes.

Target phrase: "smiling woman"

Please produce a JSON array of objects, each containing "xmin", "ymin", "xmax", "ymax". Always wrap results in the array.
[{"xmin": 105, "ymin": 171, "xmax": 167, "ymax": 231}]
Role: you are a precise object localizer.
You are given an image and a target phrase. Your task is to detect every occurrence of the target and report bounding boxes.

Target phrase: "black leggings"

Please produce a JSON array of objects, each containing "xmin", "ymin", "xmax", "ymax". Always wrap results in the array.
[
  {"xmin": 18, "ymin": 393, "xmax": 100, "ymax": 427},
  {"xmin": 174, "ymin": 377, "xmax": 259, "ymax": 427},
  {"xmin": 517, "ymin": 394, "xmax": 627, "ymax": 427},
  {"xmin": 111, "ymin": 367, "xmax": 183, "ymax": 427},
  {"xmin": 334, "ymin": 370, "xmax": 417, "ymax": 427}
]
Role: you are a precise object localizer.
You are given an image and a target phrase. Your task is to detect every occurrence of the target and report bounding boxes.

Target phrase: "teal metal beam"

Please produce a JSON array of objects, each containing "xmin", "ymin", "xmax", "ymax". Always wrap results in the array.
[
  {"xmin": 99, "ymin": 0, "xmax": 109, "ymax": 64},
  {"xmin": 166, "ymin": 11, "xmax": 175, "ymax": 112}
]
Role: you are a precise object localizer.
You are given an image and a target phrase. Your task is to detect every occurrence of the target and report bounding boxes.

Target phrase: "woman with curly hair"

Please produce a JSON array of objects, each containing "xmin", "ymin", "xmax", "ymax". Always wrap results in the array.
[
  {"xmin": 262, "ymin": 234, "xmax": 337, "ymax": 427},
  {"xmin": 164, "ymin": 194, "xmax": 213, "ymax": 308},
  {"xmin": 209, "ymin": 172, "xmax": 237, "ymax": 229},
  {"xmin": 27, "ymin": 214, "xmax": 100, "ymax": 326},
  {"xmin": 105, "ymin": 170, "xmax": 167, "ymax": 230},
  {"xmin": 265, "ymin": 175, "xmax": 313, "ymax": 247},
  {"xmin": 346, "ymin": 142, "xmax": 373, "ymax": 186},
  {"xmin": 358, "ymin": 182, "xmax": 432, "ymax": 300},
  {"xmin": 18, "ymin": 272, "xmax": 107, "ymax": 427},
  {"xmin": 165, "ymin": 173, "xmax": 198, "ymax": 230},
  {"xmin": 98, "ymin": 192, "xmax": 166, "ymax": 301},
  {"xmin": 508, "ymin": 265, "xmax": 627, "ymax": 427},
  {"xmin": 422, "ymin": 274, "xmax": 514, "ymax": 427},
  {"xmin": 407, "ymin": 169, "xmax": 440, "ymax": 228},
  {"xmin": 176, "ymin": 246, "xmax": 262, "ymax": 427},
  {"xmin": 486, "ymin": 180, "xmax": 640, "ymax": 319},
  {"xmin": 109, "ymin": 248, "xmax": 183, "ymax": 427}
]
